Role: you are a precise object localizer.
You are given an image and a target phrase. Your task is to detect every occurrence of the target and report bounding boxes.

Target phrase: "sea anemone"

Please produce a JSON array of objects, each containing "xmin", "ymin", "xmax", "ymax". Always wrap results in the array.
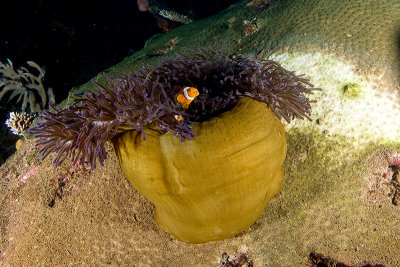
[
  {"xmin": 28, "ymin": 47, "xmax": 317, "ymax": 170},
  {"xmin": 29, "ymin": 47, "xmax": 318, "ymax": 243}
]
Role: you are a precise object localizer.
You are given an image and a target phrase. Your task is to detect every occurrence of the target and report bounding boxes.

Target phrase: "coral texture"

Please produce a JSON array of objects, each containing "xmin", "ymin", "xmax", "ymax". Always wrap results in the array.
[
  {"xmin": 5, "ymin": 112, "xmax": 35, "ymax": 136},
  {"xmin": 29, "ymin": 47, "xmax": 317, "ymax": 169}
]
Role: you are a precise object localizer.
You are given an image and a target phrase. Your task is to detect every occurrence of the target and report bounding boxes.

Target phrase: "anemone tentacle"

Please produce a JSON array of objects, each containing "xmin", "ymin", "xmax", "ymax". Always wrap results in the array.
[{"xmin": 29, "ymin": 47, "xmax": 318, "ymax": 169}]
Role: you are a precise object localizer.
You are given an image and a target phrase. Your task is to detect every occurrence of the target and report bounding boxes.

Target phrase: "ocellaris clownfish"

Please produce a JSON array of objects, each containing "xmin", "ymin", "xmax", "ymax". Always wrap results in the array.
[
  {"xmin": 173, "ymin": 85, "xmax": 200, "ymax": 121},
  {"xmin": 174, "ymin": 85, "xmax": 200, "ymax": 110},
  {"xmin": 174, "ymin": 114, "xmax": 183, "ymax": 121}
]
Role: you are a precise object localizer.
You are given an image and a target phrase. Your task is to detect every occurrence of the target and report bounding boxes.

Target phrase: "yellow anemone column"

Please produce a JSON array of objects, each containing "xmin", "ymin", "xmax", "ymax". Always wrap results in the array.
[{"xmin": 112, "ymin": 97, "xmax": 287, "ymax": 243}]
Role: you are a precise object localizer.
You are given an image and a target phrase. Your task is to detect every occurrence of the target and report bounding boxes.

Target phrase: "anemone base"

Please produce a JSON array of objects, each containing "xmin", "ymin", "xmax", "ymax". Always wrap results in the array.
[{"xmin": 112, "ymin": 97, "xmax": 287, "ymax": 243}]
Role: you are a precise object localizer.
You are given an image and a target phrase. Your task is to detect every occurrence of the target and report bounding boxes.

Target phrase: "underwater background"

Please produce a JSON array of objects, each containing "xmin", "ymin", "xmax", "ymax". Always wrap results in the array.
[
  {"xmin": 0, "ymin": 0, "xmax": 236, "ymax": 164},
  {"xmin": 1, "ymin": 0, "xmax": 400, "ymax": 266}
]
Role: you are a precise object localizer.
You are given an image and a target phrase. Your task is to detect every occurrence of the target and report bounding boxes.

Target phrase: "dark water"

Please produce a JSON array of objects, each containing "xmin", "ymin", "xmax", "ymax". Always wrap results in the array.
[
  {"xmin": 1, "ymin": 0, "xmax": 237, "ymax": 105},
  {"xmin": 0, "ymin": 0, "xmax": 238, "ymax": 164}
]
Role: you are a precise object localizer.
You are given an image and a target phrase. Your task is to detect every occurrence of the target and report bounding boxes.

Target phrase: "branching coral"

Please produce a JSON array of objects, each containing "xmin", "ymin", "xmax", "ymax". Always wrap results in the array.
[
  {"xmin": 0, "ymin": 59, "xmax": 55, "ymax": 113},
  {"xmin": 5, "ymin": 112, "xmax": 36, "ymax": 136},
  {"xmin": 29, "ymin": 47, "xmax": 318, "ymax": 169}
]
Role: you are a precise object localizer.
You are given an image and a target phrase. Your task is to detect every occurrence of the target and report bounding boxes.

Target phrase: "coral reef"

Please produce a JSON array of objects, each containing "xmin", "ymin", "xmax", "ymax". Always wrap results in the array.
[
  {"xmin": 0, "ymin": 59, "xmax": 54, "ymax": 113},
  {"xmin": 5, "ymin": 112, "xmax": 35, "ymax": 136},
  {"xmin": 2, "ymin": 0, "xmax": 400, "ymax": 264},
  {"xmin": 29, "ymin": 47, "xmax": 317, "ymax": 170}
]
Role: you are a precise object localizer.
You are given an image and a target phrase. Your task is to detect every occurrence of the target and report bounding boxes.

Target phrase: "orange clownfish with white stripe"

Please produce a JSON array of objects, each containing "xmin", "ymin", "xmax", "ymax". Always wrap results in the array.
[
  {"xmin": 174, "ymin": 114, "xmax": 183, "ymax": 121},
  {"xmin": 174, "ymin": 85, "xmax": 200, "ymax": 110},
  {"xmin": 173, "ymin": 85, "xmax": 200, "ymax": 121}
]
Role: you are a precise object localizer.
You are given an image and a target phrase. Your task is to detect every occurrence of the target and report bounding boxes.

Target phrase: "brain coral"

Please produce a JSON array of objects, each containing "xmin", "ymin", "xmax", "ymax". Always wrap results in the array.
[{"xmin": 244, "ymin": 0, "xmax": 400, "ymax": 87}]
